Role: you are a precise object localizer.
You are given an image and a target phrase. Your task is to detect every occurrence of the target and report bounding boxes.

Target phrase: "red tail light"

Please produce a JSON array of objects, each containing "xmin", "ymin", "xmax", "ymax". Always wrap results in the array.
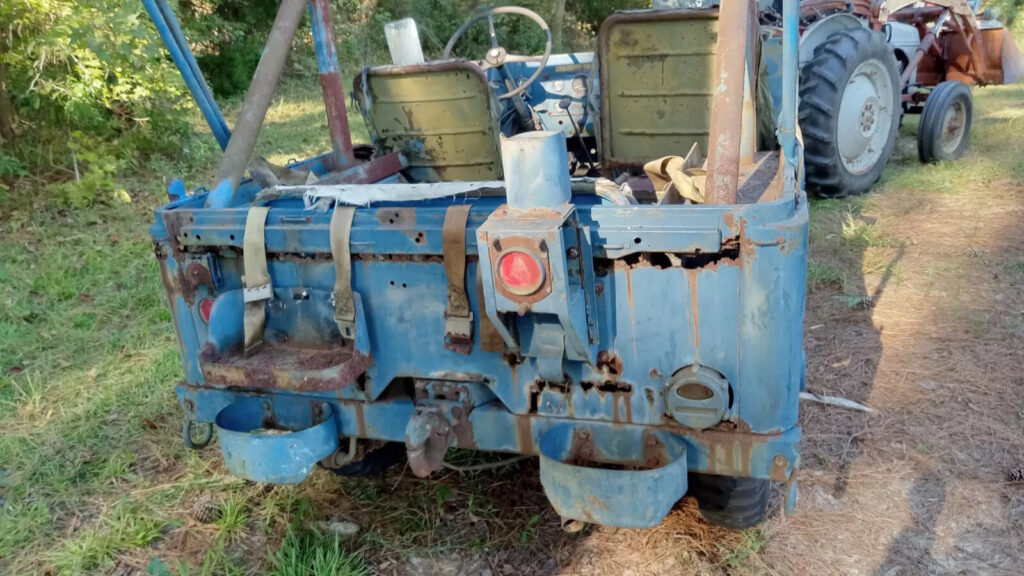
[
  {"xmin": 199, "ymin": 298, "xmax": 214, "ymax": 323},
  {"xmin": 497, "ymin": 250, "xmax": 545, "ymax": 295}
]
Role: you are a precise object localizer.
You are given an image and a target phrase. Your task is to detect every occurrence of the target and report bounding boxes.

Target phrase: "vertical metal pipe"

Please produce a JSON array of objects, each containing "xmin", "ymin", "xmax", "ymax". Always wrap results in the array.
[
  {"xmin": 900, "ymin": 9, "xmax": 950, "ymax": 87},
  {"xmin": 309, "ymin": 0, "xmax": 354, "ymax": 170},
  {"xmin": 501, "ymin": 132, "xmax": 572, "ymax": 209},
  {"xmin": 210, "ymin": 0, "xmax": 308, "ymax": 208},
  {"xmin": 142, "ymin": 0, "xmax": 231, "ymax": 149},
  {"xmin": 779, "ymin": 0, "xmax": 799, "ymax": 165},
  {"xmin": 704, "ymin": 0, "xmax": 749, "ymax": 204}
]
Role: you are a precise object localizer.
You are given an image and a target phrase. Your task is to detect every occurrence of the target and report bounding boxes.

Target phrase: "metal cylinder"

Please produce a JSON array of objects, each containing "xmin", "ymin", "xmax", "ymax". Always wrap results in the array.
[
  {"xmin": 384, "ymin": 18, "xmax": 426, "ymax": 66},
  {"xmin": 210, "ymin": 0, "xmax": 307, "ymax": 208},
  {"xmin": 500, "ymin": 132, "xmax": 572, "ymax": 209},
  {"xmin": 780, "ymin": 0, "xmax": 800, "ymax": 165},
  {"xmin": 704, "ymin": 0, "xmax": 750, "ymax": 204}
]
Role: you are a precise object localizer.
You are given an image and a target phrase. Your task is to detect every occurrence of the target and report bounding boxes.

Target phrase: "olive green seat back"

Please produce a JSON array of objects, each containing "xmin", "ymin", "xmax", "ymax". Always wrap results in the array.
[
  {"xmin": 597, "ymin": 11, "xmax": 719, "ymax": 170},
  {"xmin": 355, "ymin": 61, "xmax": 503, "ymax": 182}
]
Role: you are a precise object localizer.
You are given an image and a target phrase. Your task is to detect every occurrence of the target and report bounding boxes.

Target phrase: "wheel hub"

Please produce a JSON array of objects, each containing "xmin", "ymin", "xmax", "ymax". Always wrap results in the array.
[
  {"xmin": 837, "ymin": 59, "xmax": 895, "ymax": 175},
  {"xmin": 940, "ymin": 100, "xmax": 967, "ymax": 155},
  {"xmin": 859, "ymin": 96, "xmax": 880, "ymax": 136}
]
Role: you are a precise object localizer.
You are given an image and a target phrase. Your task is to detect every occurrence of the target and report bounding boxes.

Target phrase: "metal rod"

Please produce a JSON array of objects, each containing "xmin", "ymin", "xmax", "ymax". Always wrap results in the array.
[
  {"xmin": 779, "ymin": 0, "xmax": 799, "ymax": 167},
  {"xmin": 309, "ymin": 0, "xmax": 354, "ymax": 170},
  {"xmin": 142, "ymin": 0, "xmax": 231, "ymax": 149},
  {"xmin": 704, "ymin": 0, "xmax": 750, "ymax": 204},
  {"xmin": 901, "ymin": 9, "xmax": 950, "ymax": 87},
  {"xmin": 209, "ymin": 0, "xmax": 308, "ymax": 208},
  {"xmin": 155, "ymin": 0, "xmax": 230, "ymax": 149}
]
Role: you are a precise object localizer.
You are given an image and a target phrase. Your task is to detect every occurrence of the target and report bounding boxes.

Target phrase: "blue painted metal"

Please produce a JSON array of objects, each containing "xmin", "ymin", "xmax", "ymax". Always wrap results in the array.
[
  {"xmin": 141, "ymin": 0, "xmax": 231, "ymax": 150},
  {"xmin": 500, "ymin": 131, "xmax": 572, "ymax": 209},
  {"xmin": 216, "ymin": 396, "xmax": 339, "ymax": 483},
  {"xmin": 539, "ymin": 425, "xmax": 688, "ymax": 528},
  {"xmin": 779, "ymin": 0, "xmax": 800, "ymax": 165},
  {"xmin": 147, "ymin": 0, "xmax": 808, "ymax": 529}
]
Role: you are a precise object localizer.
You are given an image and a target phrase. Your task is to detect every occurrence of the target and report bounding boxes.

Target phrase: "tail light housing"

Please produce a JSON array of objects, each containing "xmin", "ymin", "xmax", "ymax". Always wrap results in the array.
[{"xmin": 497, "ymin": 250, "xmax": 545, "ymax": 296}]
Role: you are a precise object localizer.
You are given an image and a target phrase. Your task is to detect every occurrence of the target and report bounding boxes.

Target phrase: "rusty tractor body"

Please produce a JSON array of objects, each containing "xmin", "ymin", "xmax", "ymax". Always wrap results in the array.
[{"xmin": 146, "ymin": 0, "xmax": 808, "ymax": 529}]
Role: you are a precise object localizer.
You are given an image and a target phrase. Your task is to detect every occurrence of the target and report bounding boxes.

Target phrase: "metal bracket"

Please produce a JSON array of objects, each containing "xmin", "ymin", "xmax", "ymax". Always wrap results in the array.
[
  {"xmin": 443, "ymin": 205, "xmax": 474, "ymax": 354},
  {"xmin": 242, "ymin": 206, "xmax": 272, "ymax": 355},
  {"xmin": 405, "ymin": 408, "xmax": 452, "ymax": 477},
  {"xmin": 330, "ymin": 205, "xmax": 358, "ymax": 341}
]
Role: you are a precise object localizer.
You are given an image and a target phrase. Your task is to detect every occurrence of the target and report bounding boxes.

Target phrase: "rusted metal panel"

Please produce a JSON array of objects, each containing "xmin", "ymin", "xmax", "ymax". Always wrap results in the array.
[
  {"xmin": 309, "ymin": 0, "xmax": 354, "ymax": 169},
  {"xmin": 704, "ymin": 0, "xmax": 751, "ymax": 204},
  {"xmin": 199, "ymin": 343, "xmax": 370, "ymax": 392}
]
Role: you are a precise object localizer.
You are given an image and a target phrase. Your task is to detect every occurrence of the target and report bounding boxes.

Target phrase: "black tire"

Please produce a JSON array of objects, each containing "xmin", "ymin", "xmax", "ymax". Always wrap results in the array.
[
  {"xmin": 689, "ymin": 473, "xmax": 770, "ymax": 529},
  {"xmin": 322, "ymin": 441, "xmax": 406, "ymax": 477},
  {"xmin": 799, "ymin": 27, "xmax": 902, "ymax": 198},
  {"xmin": 917, "ymin": 81, "xmax": 972, "ymax": 163}
]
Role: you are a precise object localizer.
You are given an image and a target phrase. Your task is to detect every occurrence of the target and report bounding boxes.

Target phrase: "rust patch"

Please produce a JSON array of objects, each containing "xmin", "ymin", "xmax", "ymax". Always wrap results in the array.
[
  {"xmin": 376, "ymin": 207, "xmax": 416, "ymax": 228},
  {"xmin": 185, "ymin": 262, "xmax": 212, "ymax": 292},
  {"xmin": 199, "ymin": 343, "xmax": 370, "ymax": 392},
  {"xmin": 595, "ymin": 350, "xmax": 623, "ymax": 378},
  {"xmin": 514, "ymin": 415, "xmax": 534, "ymax": 454},
  {"xmin": 353, "ymin": 401, "xmax": 367, "ymax": 437},
  {"xmin": 450, "ymin": 405, "xmax": 476, "ymax": 449}
]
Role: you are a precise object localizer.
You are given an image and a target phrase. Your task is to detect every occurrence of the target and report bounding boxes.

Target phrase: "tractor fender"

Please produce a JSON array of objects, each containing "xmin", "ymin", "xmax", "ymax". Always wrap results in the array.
[{"xmin": 799, "ymin": 14, "xmax": 865, "ymax": 64}]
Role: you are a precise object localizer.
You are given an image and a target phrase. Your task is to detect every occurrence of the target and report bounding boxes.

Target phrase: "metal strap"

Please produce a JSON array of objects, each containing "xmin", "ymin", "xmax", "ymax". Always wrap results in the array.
[
  {"xmin": 443, "ymin": 205, "xmax": 473, "ymax": 353},
  {"xmin": 330, "ymin": 205, "xmax": 357, "ymax": 340},
  {"xmin": 243, "ymin": 206, "xmax": 271, "ymax": 356},
  {"xmin": 476, "ymin": 263, "xmax": 505, "ymax": 353}
]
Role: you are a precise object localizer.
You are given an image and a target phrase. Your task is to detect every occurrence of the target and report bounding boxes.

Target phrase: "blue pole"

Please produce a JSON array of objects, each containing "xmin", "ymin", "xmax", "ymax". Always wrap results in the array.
[
  {"xmin": 780, "ymin": 0, "xmax": 799, "ymax": 165},
  {"xmin": 142, "ymin": 0, "xmax": 232, "ymax": 150}
]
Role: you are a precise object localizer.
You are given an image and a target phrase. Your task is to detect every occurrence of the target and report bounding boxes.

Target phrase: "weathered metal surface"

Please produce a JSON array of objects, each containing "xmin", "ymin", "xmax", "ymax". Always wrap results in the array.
[
  {"xmin": 597, "ymin": 11, "xmax": 720, "ymax": 173},
  {"xmin": 354, "ymin": 61, "xmax": 503, "ymax": 182},
  {"xmin": 309, "ymin": 0, "xmax": 354, "ymax": 169},
  {"xmin": 215, "ymin": 397, "xmax": 339, "ymax": 483},
  {"xmin": 538, "ymin": 425, "xmax": 688, "ymax": 528},
  {"xmin": 210, "ymin": 0, "xmax": 307, "ymax": 208},
  {"xmin": 704, "ymin": 0, "xmax": 752, "ymax": 204}
]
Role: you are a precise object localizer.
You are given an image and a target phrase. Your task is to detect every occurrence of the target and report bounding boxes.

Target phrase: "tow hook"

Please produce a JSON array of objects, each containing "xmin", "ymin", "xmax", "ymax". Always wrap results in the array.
[{"xmin": 405, "ymin": 408, "xmax": 452, "ymax": 477}]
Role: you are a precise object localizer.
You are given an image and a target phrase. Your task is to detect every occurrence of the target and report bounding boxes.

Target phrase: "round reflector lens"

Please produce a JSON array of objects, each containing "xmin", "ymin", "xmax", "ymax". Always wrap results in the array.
[
  {"xmin": 498, "ymin": 250, "xmax": 544, "ymax": 296},
  {"xmin": 199, "ymin": 298, "xmax": 214, "ymax": 323}
]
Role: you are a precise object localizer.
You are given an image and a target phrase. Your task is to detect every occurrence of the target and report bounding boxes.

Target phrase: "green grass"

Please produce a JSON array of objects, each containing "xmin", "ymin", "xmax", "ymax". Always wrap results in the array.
[{"xmin": 269, "ymin": 525, "xmax": 369, "ymax": 576}]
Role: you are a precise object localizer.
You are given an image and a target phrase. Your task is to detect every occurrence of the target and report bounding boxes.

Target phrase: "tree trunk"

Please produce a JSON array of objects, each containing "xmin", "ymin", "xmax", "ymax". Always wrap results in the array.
[
  {"xmin": 0, "ymin": 31, "xmax": 16, "ymax": 144},
  {"xmin": 552, "ymin": 0, "xmax": 566, "ymax": 52}
]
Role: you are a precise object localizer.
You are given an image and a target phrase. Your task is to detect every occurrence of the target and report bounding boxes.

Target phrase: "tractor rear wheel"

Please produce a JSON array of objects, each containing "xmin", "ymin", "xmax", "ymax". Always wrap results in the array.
[
  {"xmin": 799, "ymin": 27, "xmax": 901, "ymax": 198},
  {"xmin": 917, "ymin": 81, "xmax": 972, "ymax": 163},
  {"xmin": 689, "ymin": 473, "xmax": 771, "ymax": 529}
]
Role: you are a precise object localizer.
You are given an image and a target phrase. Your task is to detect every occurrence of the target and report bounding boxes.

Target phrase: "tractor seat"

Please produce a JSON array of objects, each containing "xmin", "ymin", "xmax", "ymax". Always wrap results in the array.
[
  {"xmin": 596, "ymin": 10, "xmax": 720, "ymax": 173},
  {"xmin": 353, "ymin": 60, "xmax": 503, "ymax": 183}
]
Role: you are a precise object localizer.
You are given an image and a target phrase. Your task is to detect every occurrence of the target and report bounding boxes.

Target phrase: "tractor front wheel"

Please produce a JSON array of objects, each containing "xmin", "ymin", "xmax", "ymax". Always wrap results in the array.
[
  {"xmin": 799, "ymin": 27, "xmax": 902, "ymax": 198},
  {"xmin": 918, "ymin": 81, "xmax": 972, "ymax": 163}
]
